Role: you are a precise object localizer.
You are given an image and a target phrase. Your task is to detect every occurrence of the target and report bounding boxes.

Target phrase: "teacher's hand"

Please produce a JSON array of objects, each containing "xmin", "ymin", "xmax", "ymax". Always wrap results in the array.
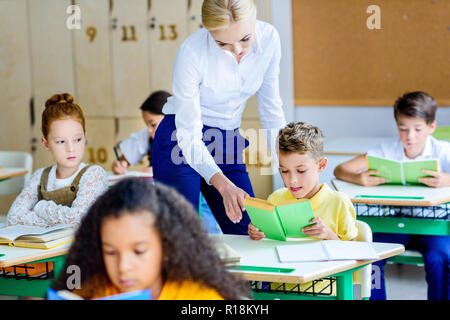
[{"xmin": 210, "ymin": 172, "xmax": 249, "ymax": 224}]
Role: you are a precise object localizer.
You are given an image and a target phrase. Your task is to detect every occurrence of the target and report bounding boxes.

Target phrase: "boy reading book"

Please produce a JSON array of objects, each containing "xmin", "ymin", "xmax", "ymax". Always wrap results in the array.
[
  {"xmin": 248, "ymin": 122, "xmax": 358, "ymax": 295},
  {"xmin": 248, "ymin": 121, "xmax": 358, "ymax": 242},
  {"xmin": 334, "ymin": 91, "xmax": 450, "ymax": 188},
  {"xmin": 334, "ymin": 91, "xmax": 450, "ymax": 300}
]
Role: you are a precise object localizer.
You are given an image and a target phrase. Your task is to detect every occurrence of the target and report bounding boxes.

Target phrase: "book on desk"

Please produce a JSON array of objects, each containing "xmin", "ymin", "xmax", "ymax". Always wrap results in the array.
[
  {"xmin": 47, "ymin": 288, "xmax": 151, "ymax": 300},
  {"xmin": 0, "ymin": 224, "xmax": 74, "ymax": 249},
  {"xmin": 107, "ymin": 171, "xmax": 153, "ymax": 186},
  {"xmin": 366, "ymin": 155, "xmax": 438, "ymax": 185},
  {"xmin": 244, "ymin": 197, "xmax": 315, "ymax": 241}
]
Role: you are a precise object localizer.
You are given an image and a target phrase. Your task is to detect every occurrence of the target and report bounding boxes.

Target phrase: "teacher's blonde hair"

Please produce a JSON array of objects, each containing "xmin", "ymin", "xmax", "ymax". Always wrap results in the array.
[{"xmin": 202, "ymin": 0, "xmax": 257, "ymax": 30}]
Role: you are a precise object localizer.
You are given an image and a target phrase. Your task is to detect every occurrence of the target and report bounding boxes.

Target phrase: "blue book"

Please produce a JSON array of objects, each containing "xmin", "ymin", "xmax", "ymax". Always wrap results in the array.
[{"xmin": 47, "ymin": 288, "xmax": 151, "ymax": 300}]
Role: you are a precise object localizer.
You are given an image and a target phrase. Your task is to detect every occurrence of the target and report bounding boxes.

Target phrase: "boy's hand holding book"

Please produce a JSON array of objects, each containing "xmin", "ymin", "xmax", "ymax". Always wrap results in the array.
[
  {"xmin": 301, "ymin": 217, "xmax": 340, "ymax": 240},
  {"xmin": 248, "ymin": 222, "xmax": 265, "ymax": 240},
  {"xmin": 419, "ymin": 170, "xmax": 450, "ymax": 188},
  {"xmin": 356, "ymin": 170, "xmax": 386, "ymax": 187},
  {"xmin": 248, "ymin": 216, "xmax": 339, "ymax": 241}
]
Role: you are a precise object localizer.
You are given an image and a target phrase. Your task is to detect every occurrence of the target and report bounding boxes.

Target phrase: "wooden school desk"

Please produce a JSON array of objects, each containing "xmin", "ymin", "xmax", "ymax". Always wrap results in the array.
[
  {"xmin": 332, "ymin": 179, "xmax": 450, "ymax": 237},
  {"xmin": 0, "ymin": 168, "xmax": 28, "ymax": 182},
  {"xmin": 217, "ymin": 234, "xmax": 404, "ymax": 300},
  {"xmin": 0, "ymin": 243, "xmax": 70, "ymax": 298}
]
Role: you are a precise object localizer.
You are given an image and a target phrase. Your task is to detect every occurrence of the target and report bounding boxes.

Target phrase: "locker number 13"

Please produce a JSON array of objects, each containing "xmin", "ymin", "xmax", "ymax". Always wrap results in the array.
[{"xmin": 159, "ymin": 24, "xmax": 178, "ymax": 41}]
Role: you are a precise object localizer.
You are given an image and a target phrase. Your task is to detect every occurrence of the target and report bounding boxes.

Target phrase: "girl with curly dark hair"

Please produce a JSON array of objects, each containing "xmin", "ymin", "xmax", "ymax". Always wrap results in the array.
[{"xmin": 51, "ymin": 177, "xmax": 251, "ymax": 300}]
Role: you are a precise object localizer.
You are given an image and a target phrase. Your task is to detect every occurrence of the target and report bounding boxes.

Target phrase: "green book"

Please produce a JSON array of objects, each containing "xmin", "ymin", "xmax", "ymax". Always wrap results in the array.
[
  {"xmin": 244, "ymin": 197, "xmax": 315, "ymax": 241},
  {"xmin": 366, "ymin": 155, "xmax": 438, "ymax": 185}
]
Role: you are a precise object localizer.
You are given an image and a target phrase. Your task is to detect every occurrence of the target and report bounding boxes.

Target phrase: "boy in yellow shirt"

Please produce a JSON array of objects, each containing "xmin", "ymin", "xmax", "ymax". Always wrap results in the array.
[
  {"xmin": 248, "ymin": 121, "xmax": 358, "ymax": 295},
  {"xmin": 248, "ymin": 121, "xmax": 358, "ymax": 242}
]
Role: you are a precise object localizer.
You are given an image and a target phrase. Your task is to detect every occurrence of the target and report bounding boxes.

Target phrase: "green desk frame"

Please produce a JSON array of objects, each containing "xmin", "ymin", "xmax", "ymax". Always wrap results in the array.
[
  {"xmin": 250, "ymin": 265, "xmax": 362, "ymax": 300},
  {"xmin": 357, "ymin": 216, "xmax": 449, "ymax": 265},
  {"xmin": 0, "ymin": 255, "xmax": 66, "ymax": 298},
  {"xmin": 357, "ymin": 216, "xmax": 449, "ymax": 236}
]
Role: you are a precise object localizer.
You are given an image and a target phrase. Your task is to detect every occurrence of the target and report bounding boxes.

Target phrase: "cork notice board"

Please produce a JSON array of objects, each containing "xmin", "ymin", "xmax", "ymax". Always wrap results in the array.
[{"xmin": 292, "ymin": 0, "xmax": 450, "ymax": 106}]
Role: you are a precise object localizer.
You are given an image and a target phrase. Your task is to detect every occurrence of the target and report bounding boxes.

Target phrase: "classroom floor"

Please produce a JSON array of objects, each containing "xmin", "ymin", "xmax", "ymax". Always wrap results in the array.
[{"xmin": 384, "ymin": 263, "xmax": 427, "ymax": 300}]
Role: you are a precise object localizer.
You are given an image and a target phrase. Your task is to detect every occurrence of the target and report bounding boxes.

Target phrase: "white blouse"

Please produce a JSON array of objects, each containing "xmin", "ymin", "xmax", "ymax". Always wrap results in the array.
[
  {"xmin": 7, "ymin": 163, "xmax": 108, "ymax": 228},
  {"xmin": 162, "ymin": 20, "xmax": 286, "ymax": 184},
  {"xmin": 119, "ymin": 128, "xmax": 150, "ymax": 166}
]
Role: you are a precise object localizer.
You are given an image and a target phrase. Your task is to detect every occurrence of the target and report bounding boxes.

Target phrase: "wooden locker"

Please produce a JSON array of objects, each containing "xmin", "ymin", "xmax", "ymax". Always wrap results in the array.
[
  {"xmin": 187, "ymin": 0, "xmax": 204, "ymax": 35},
  {"xmin": 148, "ymin": 0, "xmax": 188, "ymax": 93},
  {"xmin": 28, "ymin": 0, "xmax": 76, "ymax": 170},
  {"xmin": 73, "ymin": 0, "xmax": 114, "ymax": 117},
  {"xmin": 255, "ymin": 0, "xmax": 272, "ymax": 23},
  {"xmin": 111, "ymin": 0, "xmax": 151, "ymax": 118},
  {"xmin": 116, "ymin": 118, "xmax": 149, "ymax": 171},
  {"xmin": 239, "ymin": 119, "xmax": 273, "ymax": 199},
  {"xmin": 0, "ymin": 0, "xmax": 33, "ymax": 215},
  {"xmin": 0, "ymin": 0, "xmax": 32, "ymax": 152},
  {"xmin": 82, "ymin": 118, "xmax": 116, "ymax": 171}
]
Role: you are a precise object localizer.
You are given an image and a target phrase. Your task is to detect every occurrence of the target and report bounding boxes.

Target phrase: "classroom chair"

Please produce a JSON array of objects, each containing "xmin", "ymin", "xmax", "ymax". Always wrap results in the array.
[
  {"xmin": 0, "ymin": 151, "xmax": 33, "ymax": 195},
  {"xmin": 353, "ymin": 220, "xmax": 373, "ymax": 300}
]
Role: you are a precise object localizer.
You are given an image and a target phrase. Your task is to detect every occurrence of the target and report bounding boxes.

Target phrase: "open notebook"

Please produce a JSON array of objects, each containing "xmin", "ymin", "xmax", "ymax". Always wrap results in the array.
[
  {"xmin": 276, "ymin": 240, "xmax": 379, "ymax": 263},
  {"xmin": 0, "ymin": 224, "xmax": 74, "ymax": 249}
]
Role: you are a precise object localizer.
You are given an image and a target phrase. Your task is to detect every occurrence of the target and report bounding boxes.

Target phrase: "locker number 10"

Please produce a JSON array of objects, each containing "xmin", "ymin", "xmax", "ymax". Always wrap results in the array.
[{"xmin": 87, "ymin": 147, "xmax": 108, "ymax": 164}]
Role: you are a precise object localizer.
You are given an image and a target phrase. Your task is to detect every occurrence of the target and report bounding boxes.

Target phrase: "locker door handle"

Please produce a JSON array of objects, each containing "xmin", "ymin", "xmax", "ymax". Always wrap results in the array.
[
  {"xmin": 112, "ymin": 17, "xmax": 118, "ymax": 30},
  {"xmin": 29, "ymin": 96, "xmax": 35, "ymax": 126}
]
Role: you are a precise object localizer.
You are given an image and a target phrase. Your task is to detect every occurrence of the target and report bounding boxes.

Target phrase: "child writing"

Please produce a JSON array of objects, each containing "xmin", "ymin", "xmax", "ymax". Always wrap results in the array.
[
  {"xmin": 52, "ymin": 178, "xmax": 251, "ymax": 300},
  {"xmin": 110, "ymin": 90, "xmax": 221, "ymax": 233},
  {"xmin": 7, "ymin": 93, "xmax": 108, "ymax": 228},
  {"xmin": 334, "ymin": 91, "xmax": 450, "ymax": 300},
  {"xmin": 112, "ymin": 90, "xmax": 170, "ymax": 175},
  {"xmin": 248, "ymin": 121, "xmax": 358, "ymax": 294}
]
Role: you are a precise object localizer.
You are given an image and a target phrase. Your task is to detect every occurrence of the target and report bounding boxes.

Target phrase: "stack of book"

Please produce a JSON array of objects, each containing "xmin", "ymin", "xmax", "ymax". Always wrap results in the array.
[{"xmin": 0, "ymin": 224, "xmax": 75, "ymax": 249}]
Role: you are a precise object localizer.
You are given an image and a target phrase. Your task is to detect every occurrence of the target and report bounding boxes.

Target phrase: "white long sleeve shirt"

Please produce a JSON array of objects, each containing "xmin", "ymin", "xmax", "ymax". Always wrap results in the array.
[
  {"xmin": 119, "ymin": 128, "xmax": 150, "ymax": 166},
  {"xmin": 162, "ymin": 20, "xmax": 287, "ymax": 184},
  {"xmin": 7, "ymin": 163, "xmax": 108, "ymax": 228}
]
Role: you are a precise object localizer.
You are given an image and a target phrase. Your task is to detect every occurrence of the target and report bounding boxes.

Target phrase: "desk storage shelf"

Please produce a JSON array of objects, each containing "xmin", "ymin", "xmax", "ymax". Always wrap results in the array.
[
  {"xmin": 0, "ymin": 261, "xmax": 54, "ymax": 281},
  {"xmin": 355, "ymin": 203, "xmax": 449, "ymax": 237},
  {"xmin": 250, "ymin": 278, "xmax": 337, "ymax": 300}
]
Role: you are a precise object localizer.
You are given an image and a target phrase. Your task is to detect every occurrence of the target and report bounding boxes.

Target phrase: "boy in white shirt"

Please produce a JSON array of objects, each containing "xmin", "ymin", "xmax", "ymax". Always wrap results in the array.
[
  {"xmin": 335, "ymin": 91, "xmax": 450, "ymax": 300},
  {"xmin": 334, "ymin": 92, "xmax": 450, "ymax": 187}
]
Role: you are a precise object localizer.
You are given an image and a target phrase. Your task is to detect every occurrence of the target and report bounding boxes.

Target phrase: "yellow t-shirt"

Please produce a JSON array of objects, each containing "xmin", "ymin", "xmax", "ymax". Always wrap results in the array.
[
  {"xmin": 159, "ymin": 280, "xmax": 223, "ymax": 300},
  {"xmin": 74, "ymin": 278, "xmax": 223, "ymax": 300},
  {"xmin": 266, "ymin": 183, "xmax": 358, "ymax": 295},
  {"xmin": 267, "ymin": 183, "xmax": 358, "ymax": 241}
]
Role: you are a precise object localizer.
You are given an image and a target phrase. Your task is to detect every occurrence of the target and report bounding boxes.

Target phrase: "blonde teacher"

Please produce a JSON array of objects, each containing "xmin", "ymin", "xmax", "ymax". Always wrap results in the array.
[{"xmin": 152, "ymin": 0, "xmax": 286, "ymax": 234}]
